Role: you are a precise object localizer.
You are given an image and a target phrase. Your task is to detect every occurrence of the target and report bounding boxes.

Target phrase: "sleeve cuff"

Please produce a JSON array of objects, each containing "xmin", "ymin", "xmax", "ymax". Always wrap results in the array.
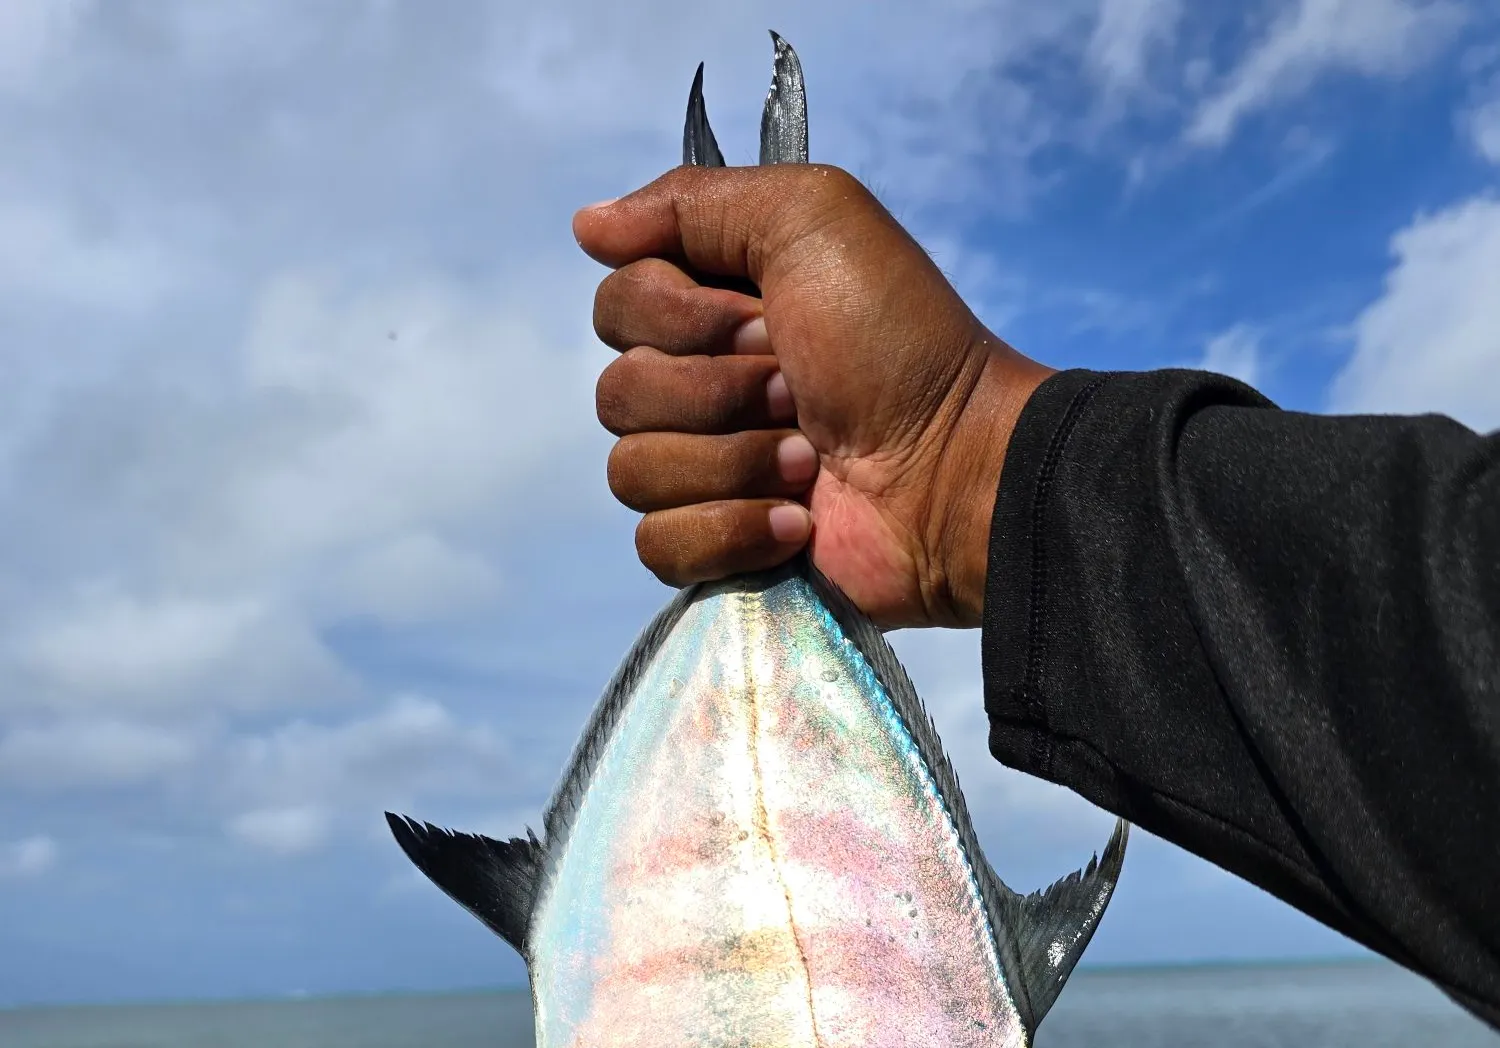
[{"xmin": 980, "ymin": 369, "xmax": 1110, "ymax": 777}]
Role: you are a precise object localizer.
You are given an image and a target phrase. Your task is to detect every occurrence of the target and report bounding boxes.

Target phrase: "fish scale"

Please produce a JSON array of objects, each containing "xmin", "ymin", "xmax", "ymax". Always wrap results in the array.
[{"xmin": 386, "ymin": 34, "xmax": 1127, "ymax": 1048}]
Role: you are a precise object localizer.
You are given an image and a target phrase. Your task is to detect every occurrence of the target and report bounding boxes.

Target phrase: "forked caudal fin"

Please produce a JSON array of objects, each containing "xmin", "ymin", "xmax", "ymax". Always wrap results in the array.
[
  {"xmin": 385, "ymin": 813, "xmax": 543, "ymax": 955},
  {"xmin": 990, "ymin": 817, "xmax": 1130, "ymax": 1031},
  {"xmin": 686, "ymin": 30, "xmax": 807, "ymax": 169}
]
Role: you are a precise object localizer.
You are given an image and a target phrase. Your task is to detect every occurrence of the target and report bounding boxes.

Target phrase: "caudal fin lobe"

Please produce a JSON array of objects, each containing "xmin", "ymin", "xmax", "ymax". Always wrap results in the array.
[
  {"xmin": 385, "ymin": 812, "xmax": 544, "ymax": 957},
  {"xmin": 683, "ymin": 62, "xmax": 725, "ymax": 167},
  {"xmin": 760, "ymin": 31, "xmax": 808, "ymax": 165}
]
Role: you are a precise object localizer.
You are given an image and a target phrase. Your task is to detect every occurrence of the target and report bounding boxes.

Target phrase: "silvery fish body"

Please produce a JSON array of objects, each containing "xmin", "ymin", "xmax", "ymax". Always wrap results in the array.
[{"xmin": 387, "ymin": 36, "xmax": 1126, "ymax": 1048}]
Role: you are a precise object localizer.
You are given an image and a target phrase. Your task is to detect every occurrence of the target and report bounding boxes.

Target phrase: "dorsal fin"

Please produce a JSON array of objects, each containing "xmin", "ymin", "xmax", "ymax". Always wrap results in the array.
[
  {"xmin": 988, "ymin": 818, "xmax": 1130, "ymax": 1030},
  {"xmin": 759, "ymin": 31, "xmax": 808, "ymax": 165},
  {"xmin": 385, "ymin": 814, "xmax": 544, "ymax": 957},
  {"xmin": 683, "ymin": 61, "xmax": 725, "ymax": 168}
]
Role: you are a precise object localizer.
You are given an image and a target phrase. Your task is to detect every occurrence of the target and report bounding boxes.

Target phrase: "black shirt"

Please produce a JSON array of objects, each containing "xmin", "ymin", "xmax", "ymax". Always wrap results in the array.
[{"xmin": 982, "ymin": 368, "xmax": 1500, "ymax": 1030}]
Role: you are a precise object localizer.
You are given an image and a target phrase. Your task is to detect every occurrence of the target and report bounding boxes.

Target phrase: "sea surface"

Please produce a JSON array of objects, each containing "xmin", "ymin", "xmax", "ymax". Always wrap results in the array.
[{"xmin": 3, "ymin": 960, "xmax": 1495, "ymax": 1047}]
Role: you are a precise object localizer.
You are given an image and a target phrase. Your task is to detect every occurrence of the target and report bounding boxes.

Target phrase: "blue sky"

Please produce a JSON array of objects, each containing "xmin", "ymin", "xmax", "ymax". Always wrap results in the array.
[{"xmin": 0, "ymin": 0, "xmax": 1498, "ymax": 1009}]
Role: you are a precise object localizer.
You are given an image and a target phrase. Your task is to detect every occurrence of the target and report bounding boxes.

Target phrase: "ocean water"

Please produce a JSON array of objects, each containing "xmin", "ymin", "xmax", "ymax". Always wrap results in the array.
[{"xmin": 3, "ymin": 961, "xmax": 1495, "ymax": 1047}]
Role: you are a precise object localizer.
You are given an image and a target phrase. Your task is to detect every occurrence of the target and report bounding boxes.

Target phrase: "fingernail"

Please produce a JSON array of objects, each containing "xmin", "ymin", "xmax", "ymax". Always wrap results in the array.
[
  {"xmin": 733, "ymin": 315, "xmax": 769, "ymax": 355},
  {"xmin": 766, "ymin": 370, "xmax": 795, "ymax": 421},
  {"xmin": 776, "ymin": 434, "xmax": 818, "ymax": 485},
  {"xmin": 581, "ymin": 197, "xmax": 618, "ymax": 212},
  {"xmin": 769, "ymin": 504, "xmax": 811, "ymax": 544}
]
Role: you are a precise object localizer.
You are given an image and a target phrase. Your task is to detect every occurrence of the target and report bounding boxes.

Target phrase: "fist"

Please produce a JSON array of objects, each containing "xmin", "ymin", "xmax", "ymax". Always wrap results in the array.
[{"xmin": 575, "ymin": 164, "xmax": 1052, "ymax": 630}]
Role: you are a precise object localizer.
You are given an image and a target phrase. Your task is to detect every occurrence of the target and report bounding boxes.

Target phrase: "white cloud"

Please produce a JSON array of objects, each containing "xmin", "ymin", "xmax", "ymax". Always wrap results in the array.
[
  {"xmin": 0, "ymin": 718, "xmax": 200, "ymax": 789},
  {"xmin": 1199, "ymin": 325, "xmax": 1264, "ymax": 386},
  {"xmin": 226, "ymin": 695, "xmax": 514, "ymax": 837},
  {"xmin": 3, "ymin": 586, "xmax": 351, "ymax": 715},
  {"xmin": 0, "ymin": 268, "xmax": 592, "ymax": 718},
  {"xmin": 220, "ymin": 273, "xmax": 582, "ymax": 569},
  {"xmin": 1329, "ymin": 194, "xmax": 1500, "ymax": 432},
  {"xmin": 1088, "ymin": 0, "xmax": 1184, "ymax": 94},
  {"xmin": 229, "ymin": 806, "xmax": 329, "ymax": 856},
  {"xmin": 0, "ymin": 689, "xmax": 521, "ymax": 856},
  {"xmin": 1462, "ymin": 81, "xmax": 1500, "ymax": 164},
  {"xmin": 14, "ymin": 591, "xmax": 263, "ymax": 697},
  {"xmin": 0, "ymin": 835, "xmax": 58, "ymax": 878},
  {"xmin": 332, "ymin": 533, "xmax": 502, "ymax": 626},
  {"xmin": 0, "ymin": 204, "xmax": 182, "ymax": 311},
  {"xmin": 1187, "ymin": 0, "xmax": 1466, "ymax": 147}
]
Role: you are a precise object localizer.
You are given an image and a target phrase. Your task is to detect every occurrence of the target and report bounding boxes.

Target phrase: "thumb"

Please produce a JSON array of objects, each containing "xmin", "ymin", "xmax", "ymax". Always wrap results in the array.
[{"xmin": 572, "ymin": 164, "xmax": 887, "ymax": 288}]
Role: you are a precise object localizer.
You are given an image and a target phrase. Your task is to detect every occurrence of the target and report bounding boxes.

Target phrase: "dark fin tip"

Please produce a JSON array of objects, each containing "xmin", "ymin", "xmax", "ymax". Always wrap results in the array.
[
  {"xmin": 684, "ymin": 58, "xmax": 725, "ymax": 168},
  {"xmin": 1001, "ymin": 817, "xmax": 1130, "ymax": 1031},
  {"xmin": 385, "ymin": 812, "xmax": 544, "ymax": 958}
]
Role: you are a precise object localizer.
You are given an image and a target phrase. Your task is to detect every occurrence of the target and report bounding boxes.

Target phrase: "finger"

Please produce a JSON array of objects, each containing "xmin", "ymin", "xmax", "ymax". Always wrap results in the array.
[
  {"xmin": 593, "ymin": 258, "xmax": 765, "ymax": 356},
  {"xmin": 596, "ymin": 347, "xmax": 795, "ymax": 436},
  {"xmin": 635, "ymin": 500, "xmax": 811, "ymax": 588},
  {"xmin": 574, "ymin": 164, "xmax": 882, "ymax": 286},
  {"xmin": 608, "ymin": 430, "xmax": 818, "ymax": 513}
]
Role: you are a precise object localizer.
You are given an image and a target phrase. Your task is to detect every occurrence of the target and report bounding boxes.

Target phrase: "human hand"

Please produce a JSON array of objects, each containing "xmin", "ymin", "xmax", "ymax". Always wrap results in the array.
[{"xmin": 574, "ymin": 165, "xmax": 1053, "ymax": 630}]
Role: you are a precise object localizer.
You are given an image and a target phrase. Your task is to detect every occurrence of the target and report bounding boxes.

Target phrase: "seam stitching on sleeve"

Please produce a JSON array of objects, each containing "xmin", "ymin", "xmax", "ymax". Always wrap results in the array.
[{"xmin": 1024, "ymin": 376, "xmax": 1106, "ymax": 772}]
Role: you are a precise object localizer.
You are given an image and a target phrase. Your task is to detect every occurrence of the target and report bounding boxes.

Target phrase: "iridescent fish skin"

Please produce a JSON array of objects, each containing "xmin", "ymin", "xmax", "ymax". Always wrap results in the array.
[
  {"xmin": 386, "ymin": 34, "xmax": 1126, "ymax": 1048},
  {"xmin": 530, "ymin": 570, "xmax": 1024, "ymax": 1048}
]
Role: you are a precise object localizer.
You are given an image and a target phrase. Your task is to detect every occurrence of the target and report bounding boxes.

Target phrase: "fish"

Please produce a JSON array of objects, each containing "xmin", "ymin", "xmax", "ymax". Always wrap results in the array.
[{"xmin": 385, "ymin": 33, "xmax": 1127, "ymax": 1048}]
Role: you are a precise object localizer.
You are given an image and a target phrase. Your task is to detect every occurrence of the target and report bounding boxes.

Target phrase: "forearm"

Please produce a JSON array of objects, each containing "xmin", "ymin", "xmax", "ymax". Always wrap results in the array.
[{"xmin": 979, "ymin": 368, "xmax": 1500, "ymax": 1027}]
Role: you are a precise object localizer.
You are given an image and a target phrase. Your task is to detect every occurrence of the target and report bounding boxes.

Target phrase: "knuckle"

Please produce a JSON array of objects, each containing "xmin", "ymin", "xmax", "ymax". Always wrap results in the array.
[
  {"xmin": 605, "ymin": 438, "xmax": 642, "ymax": 502},
  {"xmin": 593, "ymin": 261, "xmax": 676, "ymax": 347},
  {"xmin": 660, "ymin": 163, "xmax": 718, "ymax": 205},
  {"xmin": 620, "ymin": 256, "xmax": 676, "ymax": 289},
  {"xmin": 635, "ymin": 516, "xmax": 690, "ymax": 586},
  {"xmin": 724, "ymin": 432, "xmax": 766, "ymax": 479},
  {"xmin": 694, "ymin": 362, "xmax": 735, "ymax": 416},
  {"xmin": 592, "ymin": 274, "xmax": 624, "ymax": 345},
  {"xmin": 591, "ymin": 306, "xmax": 611, "ymax": 348},
  {"xmin": 635, "ymin": 536, "xmax": 673, "ymax": 584},
  {"xmin": 792, "ymin": 164, "xmax": 865, "ymax": 209},
  {"xmin": 659, "ymin": 164, "xmax": 697, "ymax": 193},
  {"xmin": 701, "ymin": 500, "xmax": 746, "ymax": 546},
  {"xmin": 594, "ymin": 365, "xmax": 628, "ymax": 433},
  {"xmin": 802, "ymin": 162, "xmax": 854, "ymax": 190},
  {"xmin": 724, "ymin": 505, "xmax": 761, "ymax": 549},
  {"xmin": 594, "ymin": 350, "xmax": 650, "ymax": 434},
  {"xmin": 750, "ymin": 165, "xmax": 870, "ymax": 274}
]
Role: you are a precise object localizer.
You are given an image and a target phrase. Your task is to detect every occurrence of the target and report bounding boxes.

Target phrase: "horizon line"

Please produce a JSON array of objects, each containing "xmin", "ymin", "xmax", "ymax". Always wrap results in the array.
[{"xmin": 0, "ymin": 953, "xmax": 1383, "ymax": 1012}]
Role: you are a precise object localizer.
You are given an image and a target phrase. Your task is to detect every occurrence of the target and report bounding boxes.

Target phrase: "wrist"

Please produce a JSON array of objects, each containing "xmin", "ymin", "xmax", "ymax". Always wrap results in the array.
[{"xmin": 925, "ymin": 336, "xmax": 1054, "ymax": 628}]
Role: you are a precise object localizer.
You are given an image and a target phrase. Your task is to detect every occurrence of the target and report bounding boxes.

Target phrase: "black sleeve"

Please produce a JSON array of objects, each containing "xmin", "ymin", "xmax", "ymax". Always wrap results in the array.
[{"xmin": 980, "ymin": 368, "xmax": 1500, "ymax": 1029}]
